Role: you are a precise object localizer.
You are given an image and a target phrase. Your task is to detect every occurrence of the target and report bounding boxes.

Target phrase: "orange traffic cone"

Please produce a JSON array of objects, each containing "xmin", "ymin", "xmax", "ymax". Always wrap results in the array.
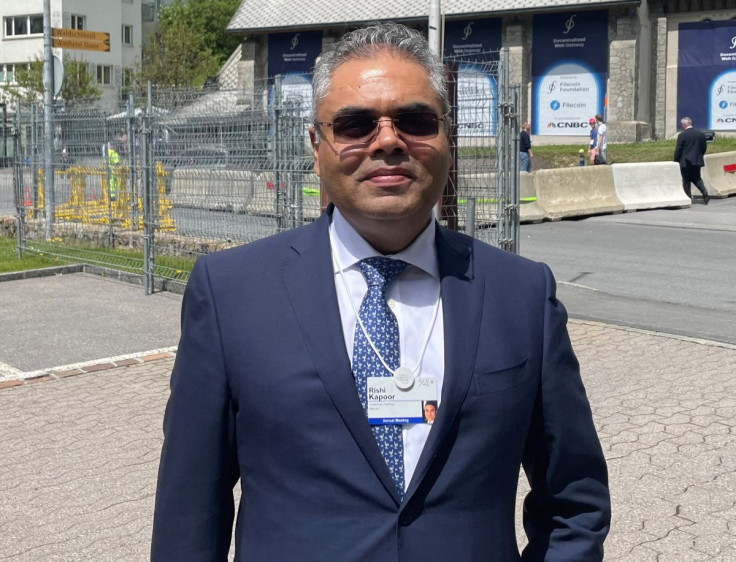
[{"xmin": 23, "ymin": 186, "xmax": 32, "ymax": 207}]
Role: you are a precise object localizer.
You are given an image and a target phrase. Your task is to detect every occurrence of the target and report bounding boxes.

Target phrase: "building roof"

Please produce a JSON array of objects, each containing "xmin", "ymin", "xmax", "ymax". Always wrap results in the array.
[{"xmin": 228, "ymin": 0, "xmax": 639, "ymax": 34}]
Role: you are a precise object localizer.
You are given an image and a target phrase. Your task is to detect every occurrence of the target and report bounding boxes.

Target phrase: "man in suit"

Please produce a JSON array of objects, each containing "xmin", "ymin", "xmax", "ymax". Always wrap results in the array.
[
  {"xmin": 674, "ymin": 116, "xmax": 710, "ymax": 204},
  {"xmin": 151, "ymin": 22, "xmax": 610, "ymax": 561}
]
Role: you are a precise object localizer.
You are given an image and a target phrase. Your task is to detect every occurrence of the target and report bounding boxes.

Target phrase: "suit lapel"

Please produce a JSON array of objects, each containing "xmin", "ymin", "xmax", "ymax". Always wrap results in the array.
[
  {"xmin": 404, "ymin": 226, "xmax": 484, "ymax": 502},
  {"xmin": 282, "ymin": 210, "xmax": 403, "ymax": 504}
]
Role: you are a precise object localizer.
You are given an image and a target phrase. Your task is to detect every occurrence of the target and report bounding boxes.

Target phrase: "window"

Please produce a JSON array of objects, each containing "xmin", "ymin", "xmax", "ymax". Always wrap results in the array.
[
  {"xmin": 4, "ymin": 15, "xmax": 44, "ymax": 37},
  {"xmin": 122, "ymin": 68, "xmax": 134, "ymax": 88},
  {"xmin": 1, "ymin": 64, "xmax": 18, "ymax": 83},
  {"xmin": 122, "ymin": 25, "xmax": 133, "ymax": 45},
  {"xmin": 71, "ymin": 15, "xmax": 85, "ymax": 30},
  {"xmin": 97, "ymin": 64, "xmax": 112, "ymax": 85}
]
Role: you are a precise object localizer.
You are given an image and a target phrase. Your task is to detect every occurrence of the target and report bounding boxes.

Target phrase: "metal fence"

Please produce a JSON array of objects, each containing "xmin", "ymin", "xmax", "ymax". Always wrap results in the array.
[{"xmin": 7, "ymin": 50, "xmax": 519, "ymax": 293}]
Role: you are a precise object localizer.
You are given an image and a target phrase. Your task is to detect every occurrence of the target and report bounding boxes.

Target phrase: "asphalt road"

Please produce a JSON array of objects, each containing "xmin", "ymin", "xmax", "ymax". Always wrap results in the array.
[{"xmin": 519, "ymin": 196, "xmax": 736, "ymax": 344}]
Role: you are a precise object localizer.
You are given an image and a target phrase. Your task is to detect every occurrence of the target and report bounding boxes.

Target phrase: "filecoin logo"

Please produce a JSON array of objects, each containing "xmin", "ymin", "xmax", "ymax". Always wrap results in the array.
[
  {"xmin": 730, "ymin": 36, "xmax": 736, "ymax": 50},
  {"xmin": 547, "ymin": 121, "xmax": 589, "ymax": 129},
  {"xmin": 462, "ymin": 22, "xmax": 474, "ymax": 40},
  {"xmin": 563, "ymin": 15, "xmax": 576, "ymax": 35},
  {"xmin": 291, "ymin": 34, "xmax": 300, "ymax": 50}
]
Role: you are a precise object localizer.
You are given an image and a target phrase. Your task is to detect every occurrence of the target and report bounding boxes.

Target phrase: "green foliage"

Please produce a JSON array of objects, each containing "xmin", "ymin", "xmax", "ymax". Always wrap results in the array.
[
  {"xmin": 161, "ymin": 0, "xmax": 241, "ymax": 65},
  {"xmin": 0, "ymin": 56, "xmax": 101, "ymax": 105},
  {"xmin": 137, "ymin": 0, "xmax": 240, "ymax": 88}
]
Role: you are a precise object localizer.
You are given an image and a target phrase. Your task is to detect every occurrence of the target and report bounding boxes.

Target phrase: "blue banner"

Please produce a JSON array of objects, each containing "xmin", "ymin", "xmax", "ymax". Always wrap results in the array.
[
  {"xmin": 268, "ymin": 31, "xmax": 322, "ymax": 77},
  {"xmin": 444, "ymin": 19, "xmax": 501, "ymax": 136},
  {"xmin": 678, "ymin": 21, "xmax": 736, "ymax": 131},
  {"xmin": 531, "ymin": 11, "xmax": 608, "ymax": 136},
  {"xmin": 268, "ymin": 31, "xmax": 322, "ymax": 119}
]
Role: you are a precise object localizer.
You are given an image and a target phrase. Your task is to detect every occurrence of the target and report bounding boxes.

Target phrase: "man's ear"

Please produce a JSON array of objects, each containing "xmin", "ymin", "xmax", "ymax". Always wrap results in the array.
[{"xmin": 309, "ymin": 126, "xmax": 320, "ymax": 177}]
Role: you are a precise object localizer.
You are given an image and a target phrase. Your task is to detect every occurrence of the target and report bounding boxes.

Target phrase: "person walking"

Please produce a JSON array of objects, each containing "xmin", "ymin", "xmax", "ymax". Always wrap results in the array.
[
  {"xmin": 520, "ymin": 122, "xmax": 533, "ymax": 172},
  {"xmin": 674, "ymin": 116, "xmax": 710, "ymax": 204},
  {"xmin": 595, "ymin": 114, "xmax": 607, "ymax": 164},
  {"xmin": 588, "ymin": 118, "xmax": 598, "ymax": 165}
]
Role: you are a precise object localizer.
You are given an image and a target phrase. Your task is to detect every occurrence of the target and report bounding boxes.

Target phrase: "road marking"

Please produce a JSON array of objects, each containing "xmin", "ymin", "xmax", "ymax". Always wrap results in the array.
[{"xmin": 559, "ymin": 281, "xmax": 599, "ymax": 291}]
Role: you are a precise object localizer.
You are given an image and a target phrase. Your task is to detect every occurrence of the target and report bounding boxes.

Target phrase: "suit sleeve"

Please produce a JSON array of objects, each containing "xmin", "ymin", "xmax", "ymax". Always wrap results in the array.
[
  {"xmin": 151, "ymin": 258, "xmax": 239, "ymax": 561},
  {"xmin": 521, "ymin": 264, "xmax": 611, "ymax": 561},
  {"xmin": 674, "ymin": 134, "xmax": 683, "ymax": 164}
]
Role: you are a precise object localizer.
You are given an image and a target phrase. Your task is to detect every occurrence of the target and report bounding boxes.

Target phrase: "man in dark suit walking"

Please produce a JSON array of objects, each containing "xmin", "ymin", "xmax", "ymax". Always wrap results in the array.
[
  {"xmin": 674, "ymin": 116, "xmax": 710, "ymax": 204},
  {"xmin": 151, "ymin": 22, "xmax": 610, "ymax": 561}
]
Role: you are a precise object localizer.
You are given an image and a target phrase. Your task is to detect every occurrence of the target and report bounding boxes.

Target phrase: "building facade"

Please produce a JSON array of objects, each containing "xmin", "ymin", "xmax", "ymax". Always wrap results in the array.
[
  {"xmin": 1, "ymin": 0, "xmax": 148, "ymax": 108},
  {"xmin": 227, "ymin": 0, "xmax": 736, "ymax": 142}
]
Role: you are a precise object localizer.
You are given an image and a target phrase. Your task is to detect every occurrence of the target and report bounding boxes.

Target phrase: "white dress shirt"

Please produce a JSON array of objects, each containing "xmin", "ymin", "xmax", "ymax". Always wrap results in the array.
[{"xmin": 329, "ymin": 208, "xmax": 445, "ymax": 490}]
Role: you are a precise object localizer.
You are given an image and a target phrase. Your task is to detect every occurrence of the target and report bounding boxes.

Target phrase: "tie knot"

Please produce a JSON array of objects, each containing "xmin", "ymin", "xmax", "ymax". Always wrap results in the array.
[{"xmin": 358, "ymin": 257, "xmax": 408, "ymax": 289}]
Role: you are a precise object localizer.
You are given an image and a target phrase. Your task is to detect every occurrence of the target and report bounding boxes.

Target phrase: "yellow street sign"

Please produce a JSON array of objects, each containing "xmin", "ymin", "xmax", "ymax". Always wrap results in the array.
[
  {"xmin": 52, "ymin": 37, "xmax": 110, "ymax": 52},
  {"xmin": 52, "ymin": 27, "xmax": 110, "ymax": 43}
]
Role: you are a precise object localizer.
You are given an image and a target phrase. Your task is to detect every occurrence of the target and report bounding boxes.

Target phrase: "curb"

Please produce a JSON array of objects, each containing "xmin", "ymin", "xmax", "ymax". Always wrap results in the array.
[
  {"xmin": 0, "ymin": 263, "xmax": 188, "ymax": 294},
  {"xmin": 569, "ymin": 318, "xmax": 736, "ymax": 350},
  {"xmin": 0, "ymin": 347, "xmax": 178, "ymax": 391},
  {"xmin": 0, "ymin": 264, "xmax": 84, "ymax": 283}
]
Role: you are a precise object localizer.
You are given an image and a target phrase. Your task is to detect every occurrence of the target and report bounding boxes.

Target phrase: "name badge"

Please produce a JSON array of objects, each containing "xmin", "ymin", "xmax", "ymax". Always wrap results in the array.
[{"xmin": 366, "ymin": 376, "xmax": 437, "ymax": 425}]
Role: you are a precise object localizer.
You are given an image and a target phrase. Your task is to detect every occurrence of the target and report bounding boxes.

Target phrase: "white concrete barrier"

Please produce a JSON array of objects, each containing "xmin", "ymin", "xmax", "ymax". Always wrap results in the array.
[
  {"xmin": 169, "ymin": 168, "xmax": 257, "ymax": 213},
  {"xmin": 534, "ymin": 166, "xmax": 624, "ymax": 220},
  {"xmin": 611, "ymin": 162, "xmax": 690, "ymax": 211},
  {"xmin": 520, "ymin": 172, "xmax": 545, "ymax": 223},
  {"xmin": 702, "ymin": 151, "xmax": 736, "ymax": 197},
  {"xmin": 254, "ymin": 171, "xmax": 322, "ymax": 219}
]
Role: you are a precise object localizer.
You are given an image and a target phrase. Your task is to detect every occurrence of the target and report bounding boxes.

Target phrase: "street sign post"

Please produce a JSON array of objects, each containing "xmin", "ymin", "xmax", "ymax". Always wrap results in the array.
[{"xmin": 51, "ymin": 28, "xmax": 110, "ymax": 52}]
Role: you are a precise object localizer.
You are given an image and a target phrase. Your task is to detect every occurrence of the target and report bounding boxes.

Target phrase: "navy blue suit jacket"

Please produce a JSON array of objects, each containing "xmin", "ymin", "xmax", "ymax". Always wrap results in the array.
[{"xmin": 151, "ymin": 209, "xmax": 610, "ymax": 561}]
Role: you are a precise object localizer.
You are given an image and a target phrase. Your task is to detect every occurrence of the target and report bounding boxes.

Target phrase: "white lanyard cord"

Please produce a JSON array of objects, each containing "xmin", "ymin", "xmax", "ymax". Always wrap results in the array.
[{"xmin": 330, "ymin": 237, "xmax": 441, "ymax": 377}]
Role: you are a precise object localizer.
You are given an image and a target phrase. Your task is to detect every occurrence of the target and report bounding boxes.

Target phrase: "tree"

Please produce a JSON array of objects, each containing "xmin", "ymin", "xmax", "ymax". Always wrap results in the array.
[
  {"xmin": 137, "ymin": 0, "xmax": 240, "ymax": 88},
  {"xmin": 1, "ymin": 56, "xmax": 101, "ymax": 106},
  {"xmin": 138, "ymin": 20, "xmax": 220, "ymax": 88},
  {"xmin": 161, "ymin": 0, "xmax": 241, "ymax": 66}
]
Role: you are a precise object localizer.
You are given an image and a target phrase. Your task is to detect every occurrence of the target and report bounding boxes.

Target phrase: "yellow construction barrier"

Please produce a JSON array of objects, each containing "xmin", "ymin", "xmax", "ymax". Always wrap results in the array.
[{"xmin": 33, "ymin": 163, "xmax": 175, "ymax": 232}]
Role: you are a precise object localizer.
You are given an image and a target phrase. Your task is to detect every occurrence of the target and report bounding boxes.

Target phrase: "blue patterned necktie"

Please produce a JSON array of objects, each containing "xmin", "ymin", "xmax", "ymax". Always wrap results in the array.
[{"xmin": 353, "ymin": 257, "xmax": 409, "ymax": 498}]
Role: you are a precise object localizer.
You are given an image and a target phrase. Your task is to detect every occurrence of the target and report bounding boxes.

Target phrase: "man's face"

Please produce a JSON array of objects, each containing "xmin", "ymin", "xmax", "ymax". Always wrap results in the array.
[
  {"xmin": 424, "ymin": 404, "xmax": 436, "ymax": 422},
  {"xmin": 310, "ymin": 51, "xmax": 451, "ymax": 242}
]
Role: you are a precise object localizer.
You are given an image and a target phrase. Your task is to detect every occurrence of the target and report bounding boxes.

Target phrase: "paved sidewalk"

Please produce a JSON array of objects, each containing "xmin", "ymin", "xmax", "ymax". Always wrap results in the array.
[{"xmin": 1, "ymin": 321, "xmax": 736, "ymax": 560}]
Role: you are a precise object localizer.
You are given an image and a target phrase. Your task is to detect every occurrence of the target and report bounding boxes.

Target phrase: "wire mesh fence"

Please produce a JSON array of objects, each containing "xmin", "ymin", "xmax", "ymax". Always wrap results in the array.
[{"xmin": 7, "ymin": 51, "xmax": 519, "ymax": 293}]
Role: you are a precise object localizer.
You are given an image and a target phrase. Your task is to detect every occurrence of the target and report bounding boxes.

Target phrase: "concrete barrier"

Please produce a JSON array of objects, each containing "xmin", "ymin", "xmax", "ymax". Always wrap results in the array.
[
  {"xmin": 702, "ymin": 151, "xmax": 736, "ymax": 197},
  {"xmin": 611, "ymin": 162, "xmax": 690, "ymax": 211},
  {"xmin": 520, "ymin": 172, "xmax": 545, "ymax": 223},
  {"xmin": 169, "ymin": 168, "xmax": 257, "ymax": 213},
  {"xmin": 455, "ymin": 172, "xmax": 544, "ymax": 224},
  {"xmin": 254, "ymin": 171, "xmax": 322, "ymax": 219},
  {"xmin": 534, "ymin": 166, "xmax": 624, "ymax": 220}
]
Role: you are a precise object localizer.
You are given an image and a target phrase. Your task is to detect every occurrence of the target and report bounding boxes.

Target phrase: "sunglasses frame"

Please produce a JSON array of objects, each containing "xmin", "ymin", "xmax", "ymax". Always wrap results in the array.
[{"xmin": 315, "ymin": 111, "xmax": 449, "ymax": 145}]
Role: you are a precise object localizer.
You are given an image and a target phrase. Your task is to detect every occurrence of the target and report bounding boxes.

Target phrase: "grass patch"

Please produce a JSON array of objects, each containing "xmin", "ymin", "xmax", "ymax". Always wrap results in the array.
[
  {"xmin": 0, "ymin": 237, "xmax": 68, "ymax": 273},
  {"xmin": 532, "ymin": 137, "xmax": 736, "ymax": 169},
  {"xmin": 0, "ymin": 237, "xmax": 196, "ymax": 280}
]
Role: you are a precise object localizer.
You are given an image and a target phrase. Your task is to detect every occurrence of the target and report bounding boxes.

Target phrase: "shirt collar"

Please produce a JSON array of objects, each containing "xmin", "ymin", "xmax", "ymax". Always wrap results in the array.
[{"xmin": 329, "ymin": 207, "xmax": 439, "ymax": 279}]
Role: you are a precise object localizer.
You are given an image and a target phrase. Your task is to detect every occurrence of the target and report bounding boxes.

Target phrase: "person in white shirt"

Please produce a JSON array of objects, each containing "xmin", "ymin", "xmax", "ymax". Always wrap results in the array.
[
  {"xmin": 595, "ymin": 113, "xmax": 608, "ymax": 164},
  {"xmin": 152, "ymin": 22, "xmax": 610, "ymax": 562}
]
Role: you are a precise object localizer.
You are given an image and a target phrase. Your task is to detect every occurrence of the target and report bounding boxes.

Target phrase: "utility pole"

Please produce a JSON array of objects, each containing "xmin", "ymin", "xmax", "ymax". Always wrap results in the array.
[
  {"xmin": 429, "ymin": 0, "xmax": 442, "ymax": 220},
  {"xmin": 43, "ymin": 0, "xmax": 55, "ymax": 240}
]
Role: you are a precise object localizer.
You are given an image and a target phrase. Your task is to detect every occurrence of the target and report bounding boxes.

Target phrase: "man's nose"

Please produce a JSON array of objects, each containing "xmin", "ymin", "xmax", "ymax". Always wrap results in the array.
[{"xmin": 369, "ymin": 118, "xmax": 407, "ymax": 154}]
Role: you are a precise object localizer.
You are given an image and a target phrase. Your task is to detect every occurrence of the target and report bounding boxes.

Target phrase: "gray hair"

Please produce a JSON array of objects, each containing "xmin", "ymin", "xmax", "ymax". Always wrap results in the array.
[
  {"xmin": 311, "ymin": 22, "xmax": 449, "ymax": 128},
  {"xmin": 681, "ymin": 116, "xmax": 693, "ymax": 127}
]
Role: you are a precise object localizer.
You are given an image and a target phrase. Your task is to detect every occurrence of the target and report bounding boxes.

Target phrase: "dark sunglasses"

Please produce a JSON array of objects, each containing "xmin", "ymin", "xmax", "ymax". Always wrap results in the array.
[{"xmin": 315, "ymin": 111, "xmax": 447, "ymax": 144}]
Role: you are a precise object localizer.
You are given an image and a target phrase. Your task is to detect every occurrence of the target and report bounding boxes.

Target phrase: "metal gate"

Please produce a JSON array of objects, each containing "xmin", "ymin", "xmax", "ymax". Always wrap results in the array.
[{"xmin": 9, "ymin": 53, "xmax": 519, "ymax": 293}]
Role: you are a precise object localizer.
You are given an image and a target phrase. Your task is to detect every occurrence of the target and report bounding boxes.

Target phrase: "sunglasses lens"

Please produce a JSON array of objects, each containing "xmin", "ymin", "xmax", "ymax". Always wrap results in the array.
[
  {"xmin": 395, "ymin": 112, "xmax": 440, "ymax": 138},
  {"xmin": 331, "ymin": 115, "xmax": 377, "ymax": 143}
]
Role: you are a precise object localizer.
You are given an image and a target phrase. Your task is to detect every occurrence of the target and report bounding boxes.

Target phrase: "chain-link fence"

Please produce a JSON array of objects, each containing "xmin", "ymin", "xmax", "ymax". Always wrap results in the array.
[{"xmin": 7, "ymin": 50, "xmax": 519, "ymax": 293}]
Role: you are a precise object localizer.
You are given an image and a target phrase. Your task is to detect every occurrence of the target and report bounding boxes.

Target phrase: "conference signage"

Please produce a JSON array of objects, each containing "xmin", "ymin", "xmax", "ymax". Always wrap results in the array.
[
  {"xmin": 677, "ymin": 20, "xmax": 736, "ymax": 131},
  {"xmin": 443, "ymin": 19, "xmax": 501, "ymax": 136},
  {"xmin": 531, "ymin": 11, "xmax": 608, "ymax": 136},
  {"xmin": 268, "ymin": 31, "xmax": 322, "ymax": 118}
]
